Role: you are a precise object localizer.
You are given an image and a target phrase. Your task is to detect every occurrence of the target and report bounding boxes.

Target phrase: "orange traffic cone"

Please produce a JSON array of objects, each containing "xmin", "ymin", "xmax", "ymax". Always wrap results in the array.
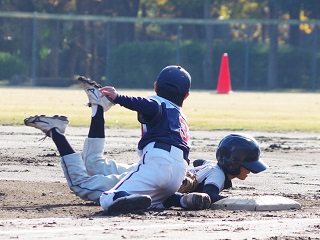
[{"xmin": 216, "ymin": 53, "xmax": 232, "ymax": 94}]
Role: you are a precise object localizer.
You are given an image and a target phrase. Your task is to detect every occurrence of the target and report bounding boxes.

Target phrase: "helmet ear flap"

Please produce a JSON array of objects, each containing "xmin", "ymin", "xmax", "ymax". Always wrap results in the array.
[
  {"xmin": 216, "ymin": 136, "xmax": 244, "ymax": 176},
  {"xmin": 219, "ymin": 156, "xmax": 241, "ymax": 176}
]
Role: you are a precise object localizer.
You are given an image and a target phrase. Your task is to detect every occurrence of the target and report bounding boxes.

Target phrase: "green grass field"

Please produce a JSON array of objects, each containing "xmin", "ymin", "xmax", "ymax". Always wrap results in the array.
[{"xmin": 1, "ymin": 87, "xmax": 319, "ymax": 131}]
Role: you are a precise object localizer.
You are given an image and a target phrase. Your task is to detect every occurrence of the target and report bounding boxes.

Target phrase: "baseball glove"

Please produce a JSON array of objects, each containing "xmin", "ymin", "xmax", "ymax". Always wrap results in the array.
[{"xmin": 177, "ymin": 172, "xmax": 198, "ymax": 193}]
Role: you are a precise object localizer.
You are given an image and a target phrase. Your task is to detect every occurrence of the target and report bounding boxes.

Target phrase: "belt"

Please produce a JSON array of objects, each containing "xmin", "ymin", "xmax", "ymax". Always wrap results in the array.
[
  {"xmin": 154, "ymin": 142, "xmax": 171, "ymax": 152},
  {"xmin": 153, "ymin": 142, "xmax": 190, "ymax": 165}
]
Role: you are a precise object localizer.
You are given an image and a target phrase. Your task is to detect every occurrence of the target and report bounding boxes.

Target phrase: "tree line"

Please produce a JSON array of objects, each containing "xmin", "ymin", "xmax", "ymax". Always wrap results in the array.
[{"xmin": 0, "ymin": 0, "xmax": 319, "ymax": 89}]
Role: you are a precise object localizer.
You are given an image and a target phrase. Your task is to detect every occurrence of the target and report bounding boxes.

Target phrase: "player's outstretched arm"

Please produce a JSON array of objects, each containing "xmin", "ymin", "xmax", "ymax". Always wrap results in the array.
[{"xmin": 202, "ymin": 184, "xmax": 227, "ymax": 203}]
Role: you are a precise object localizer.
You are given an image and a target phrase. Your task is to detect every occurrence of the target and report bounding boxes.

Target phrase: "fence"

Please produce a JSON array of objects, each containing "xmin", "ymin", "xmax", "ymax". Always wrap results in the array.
[{"xmin": 0, "ymin": 11, "xmax": 319, "ymax": 91}]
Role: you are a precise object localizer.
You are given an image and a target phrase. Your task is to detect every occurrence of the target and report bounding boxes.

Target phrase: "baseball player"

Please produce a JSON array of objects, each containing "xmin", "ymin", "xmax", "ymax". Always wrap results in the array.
[
  {"xmin": 96, "ymin": 65, "xmax": 209, "ymax": 212},
  {"xmin": 177, "ymin": 133, "xmax": 269, "ymax": 203},
  {"xmin": 24, "ymin": 65, "xmax": 211, "ymax": 212}
]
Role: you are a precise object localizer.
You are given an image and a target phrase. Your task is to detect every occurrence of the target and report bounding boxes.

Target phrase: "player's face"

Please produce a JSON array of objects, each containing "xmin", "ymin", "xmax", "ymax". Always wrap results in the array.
[{"xmin": 237, "ymin": 166, "xmax": 251, "ymax": 180}]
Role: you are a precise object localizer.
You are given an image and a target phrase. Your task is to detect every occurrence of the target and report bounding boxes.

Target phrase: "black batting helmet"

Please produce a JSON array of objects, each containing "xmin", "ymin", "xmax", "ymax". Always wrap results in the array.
[
  {"xmin": 156, "ymin": 65, "xmax": 191, "ymax": 96},
  {"xmin": 216, "ymin": 134, "xmax": 268, "ymax": 176}
]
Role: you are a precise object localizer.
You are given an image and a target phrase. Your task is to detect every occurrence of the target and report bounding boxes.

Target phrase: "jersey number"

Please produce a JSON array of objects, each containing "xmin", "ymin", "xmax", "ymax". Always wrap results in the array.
[{"xmin": 179, "ymin": 116, "xmax": 189, "ymax": 143}]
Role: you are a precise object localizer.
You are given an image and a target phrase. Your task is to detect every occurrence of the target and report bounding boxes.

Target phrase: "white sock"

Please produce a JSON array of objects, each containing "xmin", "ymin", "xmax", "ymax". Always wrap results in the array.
[
  {"xmin": 47, "ymin": 128, "xmax": 63, "ymax": 138},
  {"xmin": 91, "ymin": 104, "xmax": 98, "ymax": 117},
  {"xmin": 180, "ymin": 196, "xmax": 188, "ymax": 208},
  {"xmin": 54, "ymin": 128, "xmax": 63, "ymax": 135}
]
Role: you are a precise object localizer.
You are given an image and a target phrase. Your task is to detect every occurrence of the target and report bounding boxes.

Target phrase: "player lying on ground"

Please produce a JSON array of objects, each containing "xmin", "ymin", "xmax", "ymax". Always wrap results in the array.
[
  {"xmin": 96, "ymin": 65, "xmax": 195, "ymax": 212},
  {"xmin": 24, "ymin": 67, "xmax": 211, "ymax": 213},
  {"xmin": 24, "ymin": 112, "xmax": 268, "ymax": 210},
  {"xmin": 177, "ymin": 133, "xmax": 269, "ymax": 203},
  {"xmin": 24, "ymin": 113, "xmax": 209, "ymax": 211}
]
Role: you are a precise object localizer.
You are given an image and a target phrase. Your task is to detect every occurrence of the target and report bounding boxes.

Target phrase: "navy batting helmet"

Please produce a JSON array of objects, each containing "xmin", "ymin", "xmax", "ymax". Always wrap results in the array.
[
  {"xmin": 156, "ymin": 65, "xmax": 191, "ymax": 95},
  {"xmin": 216, "ymin": 134, "xmax": 268, "ymax": 175}
]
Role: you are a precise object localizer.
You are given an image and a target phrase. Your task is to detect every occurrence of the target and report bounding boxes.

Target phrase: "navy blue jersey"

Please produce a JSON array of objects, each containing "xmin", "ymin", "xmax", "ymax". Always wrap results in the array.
[{"xmin": 114, "ymin": 94, "xmax": 190, "ymax": 155}]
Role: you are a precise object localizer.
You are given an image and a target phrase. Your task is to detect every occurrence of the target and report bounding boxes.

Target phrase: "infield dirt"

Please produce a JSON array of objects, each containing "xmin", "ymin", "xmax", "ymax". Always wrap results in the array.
[{"xmin": 0, "ymin": 126, "xmax": 319, "ymax": 239}]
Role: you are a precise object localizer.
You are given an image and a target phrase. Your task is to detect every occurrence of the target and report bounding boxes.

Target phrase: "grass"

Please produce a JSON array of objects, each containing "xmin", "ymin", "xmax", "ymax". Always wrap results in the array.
[{"xmin": 1, "ymin": 87, "xmax": 320, "ymax": 131}]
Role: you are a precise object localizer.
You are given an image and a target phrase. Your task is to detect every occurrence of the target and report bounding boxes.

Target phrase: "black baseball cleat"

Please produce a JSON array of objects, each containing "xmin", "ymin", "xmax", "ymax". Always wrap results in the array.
[
  {"xmin": 78, "ymin": 76, "xmax": 103, "ymax": 89},
  {"xmin": 24, "ymin": 115, "xmax": 69, "ymax": 136},
  {"xmin": 107, "ymin": 194, "xmax": 152, "ymax": 213},
  {"xmin": 77, "ymin": 76, "xmax": 115, "ymax": 112},
  {"xmin": 182, "ymin": 192, "xmax": 211, "ymax": 210}
]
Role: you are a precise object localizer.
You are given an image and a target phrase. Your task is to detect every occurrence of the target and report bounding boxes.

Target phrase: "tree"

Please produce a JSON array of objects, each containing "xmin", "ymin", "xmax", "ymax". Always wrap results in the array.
[
  {"xmin": 279, "ymin": 0, "xmax": 320, "ymax": 47},
  {"xmin": 203, "ymin": 0, "xmax": 214, "ymax": 88},
  {"xmin": 267, "ymin": 0, "xmax": 279, "ymax": 89}
]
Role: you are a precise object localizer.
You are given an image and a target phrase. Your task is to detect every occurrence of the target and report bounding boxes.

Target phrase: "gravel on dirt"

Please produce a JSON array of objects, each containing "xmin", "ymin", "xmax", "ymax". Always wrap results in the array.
[{"xmin": 0, "ymin": 126, "xmax": 319, "ymax": 239}]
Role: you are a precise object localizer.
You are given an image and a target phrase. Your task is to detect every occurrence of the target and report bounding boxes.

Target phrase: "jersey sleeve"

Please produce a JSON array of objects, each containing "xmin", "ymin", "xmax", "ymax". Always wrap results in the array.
[
  {"xmin": 203, "ymin": 166, "xmax": 226, "ymax": 192},
  {"xmin": 191, "ymin": 163, "xmax": 226, "ymax": 192},
  {"xmin": 113, "ymin": 94, "xmax": 159, "ymax": 116},
  {"xmin": 202, "ymin": 184, "xmax": 227, "ymax": 203}
]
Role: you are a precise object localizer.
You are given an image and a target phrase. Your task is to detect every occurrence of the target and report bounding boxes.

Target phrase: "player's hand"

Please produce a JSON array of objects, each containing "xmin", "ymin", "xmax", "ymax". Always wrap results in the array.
[{"xmin": 99, "ymin": 86, "xmax": 118, "ymax": 100}]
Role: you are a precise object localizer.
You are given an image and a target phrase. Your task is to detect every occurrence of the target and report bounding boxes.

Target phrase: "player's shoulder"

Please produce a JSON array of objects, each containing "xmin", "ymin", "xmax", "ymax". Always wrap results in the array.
[
  {"xmin": 204, "ymin": 164, "xmax": 226, "ymax": 184},
  {"xmin": 149, "ymin": 95, "xmax": 180, "ymax": 109},
  {"xmin": 190, "ymin": 161, "xmax": 216, "ymax": 172},
  {"xmin": 147, "ymin": 95, "xmax": 161, "ymax": 101}
]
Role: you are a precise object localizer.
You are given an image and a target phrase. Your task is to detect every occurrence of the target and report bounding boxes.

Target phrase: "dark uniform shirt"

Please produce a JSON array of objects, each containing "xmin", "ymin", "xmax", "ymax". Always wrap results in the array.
[{"xmin": 114, "ymin": 94, "xmax": 190, "ymax": 157}]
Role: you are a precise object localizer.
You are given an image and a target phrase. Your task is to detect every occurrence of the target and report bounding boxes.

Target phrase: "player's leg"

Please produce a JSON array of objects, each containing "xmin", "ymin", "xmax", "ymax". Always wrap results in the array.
[
  {"xmin": 80, "ymin": 90, "xmax": 134, "ymax": 176},
  {"xmin": 99, "ymin": 147, "xmax": 188, "ymax": 212},
  {"xmin": 82, "ymin": 103, "xmax": 107, "ymax": 175},
  {"xmin": 61, "ymin": 152, "xmax": 129, "ymax": 203},
  {"xmin": 100, "ymin": 191, "xmax": 152, "ymax": 213},
  {"xmin": 99, "ymin": 161, "xmax": 154, "ymax": 212},
  {"xmin": 84, "ymin": 104, "xmax": 134, "ymax": 176},
  {"xmin": 24, "ymin": 115, "xmax": 122, "ymax": 203},
  {"xmin": 51, "ymin": 127, "xmax": 75, "ymax": 156}
]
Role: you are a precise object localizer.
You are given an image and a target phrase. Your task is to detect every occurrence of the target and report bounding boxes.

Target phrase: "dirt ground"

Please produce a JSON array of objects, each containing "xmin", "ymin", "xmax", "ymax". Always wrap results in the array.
[{"xmin": 0, "ymin": 126, "xmax": 319, "ymax": 239}]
